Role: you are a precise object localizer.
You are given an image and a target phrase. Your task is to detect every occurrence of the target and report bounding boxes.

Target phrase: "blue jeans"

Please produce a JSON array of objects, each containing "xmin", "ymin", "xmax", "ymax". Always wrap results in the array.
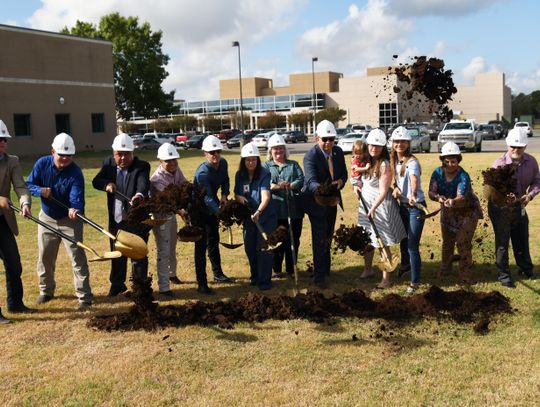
[
  {"xmin": 399, "ymin": 204, "xmax": 425, "ymax": 284},
  {"xmin": 244, "ymin": 217, "xmax": 277, "ymax": 290}
]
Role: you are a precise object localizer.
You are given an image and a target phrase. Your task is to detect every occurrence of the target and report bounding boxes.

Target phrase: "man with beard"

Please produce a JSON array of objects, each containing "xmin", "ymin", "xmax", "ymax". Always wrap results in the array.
[{"xmin": 488, "ymin": 128, "xmax": 540, "ymax": 287}]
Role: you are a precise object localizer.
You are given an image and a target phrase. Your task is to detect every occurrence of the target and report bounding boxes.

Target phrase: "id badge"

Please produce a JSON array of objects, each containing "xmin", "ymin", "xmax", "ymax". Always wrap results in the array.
[
  {"xmin": 521, "ymin": 206, "xmax": 526, "ymax": 217},
  {"xmin": 243, "ymin": 184, "xmax": 250, "ymax": 193}
]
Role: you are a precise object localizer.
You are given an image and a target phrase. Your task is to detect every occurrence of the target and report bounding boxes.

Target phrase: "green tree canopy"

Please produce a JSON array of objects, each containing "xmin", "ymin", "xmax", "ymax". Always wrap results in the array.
[
  {"xmin": 201, "ymin": 115, "xmax": 222, "ymax": 132},
  {"xmin": 288, "ymin": 112, "xmax": 312, "ymax": 127},
  {"xmin": 315, "ymin": 107, "xmax": 346, "ymax": 125},
  {"xmin": 62, "ymin": 13, "xmax": 174, "ymax": 120},
  {"xmin": 258, "ymin": 111, "xmax": 286, "ymax": 129},
  {"xmin": 171, "ymin": 116, "xmax": 198, "ymax": 132}
]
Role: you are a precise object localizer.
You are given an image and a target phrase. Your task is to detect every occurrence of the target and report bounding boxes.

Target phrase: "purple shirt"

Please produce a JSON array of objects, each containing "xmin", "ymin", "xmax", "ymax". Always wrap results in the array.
[
  {"xmin": 492, "ymin": 152, "xmax": 540, "ymax": 199},
  {"xmin": 150, "ymin": 165, "xmax": 186, "ymax": 196}
]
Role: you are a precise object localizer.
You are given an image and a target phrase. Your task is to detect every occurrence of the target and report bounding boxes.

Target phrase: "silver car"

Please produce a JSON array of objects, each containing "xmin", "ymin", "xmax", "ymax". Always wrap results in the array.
[{"xmin": 337, "ymin": 132, "xmax": 368, "ymax": 153}]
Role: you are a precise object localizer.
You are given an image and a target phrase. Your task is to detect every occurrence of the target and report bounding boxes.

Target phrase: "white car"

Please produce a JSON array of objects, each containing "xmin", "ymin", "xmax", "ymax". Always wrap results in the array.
[
  {"xmin": 337, "ymin": 132, "xmax": 368, "ymax": 153},
  {"xmin": 142, "ymin": 132, "xmax": 174, "ymax": 144},
  {"xmin": 251, "ymin": 131, "xmax": 277, "ymax": 150},
  {"xmin": 514, "ymin": 121, "xmax": 533, "ymax": 137}
]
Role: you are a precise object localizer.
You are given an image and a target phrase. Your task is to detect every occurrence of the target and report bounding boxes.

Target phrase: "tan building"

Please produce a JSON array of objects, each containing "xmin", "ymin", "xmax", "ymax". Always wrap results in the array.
[{"xmin": 0, "ymin": 24, "xmax": 116, "ymax": 156}]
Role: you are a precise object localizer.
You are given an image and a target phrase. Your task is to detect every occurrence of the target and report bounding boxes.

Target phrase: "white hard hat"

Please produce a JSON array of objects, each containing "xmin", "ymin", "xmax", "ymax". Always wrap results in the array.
[
  {"xmin": 52, "ymin": 133, "xmax": 76, "ymax": 155},
  {"xmin": 366, "ymin": 129, "xmax": 387, "ymax": 146},
  {"xmin": 440, "ymin": 141, "xmax": 461, "ymax": 157},
  {"xmin": 268, "ymin": 134, "xmax": 286, "ymax": 149},
  {"xmin": 112, "ymin": 133, "xmax": 134, "ymax": 152},
  {"xmin": 316, "ymin": 120, "xmax": 337, "ymax": 138},
  {"xmin": 157, "ymin": 142, "xmax": 180, "ymax": 160},
  {"xmin": 505, "ymin": 128, "xmax": 528, "ymax": 147},
  {"xmin": 202, "ymin": 135, "xmax": 223, "ymax": 152},
  {"xmin": 0, "ymin": 120, "xmax": 11, "ymax": 138},
  {"xmin": 241, "ymin": 142, "xmax": 260, "ymax": 158},
  {"xmin": 391, "ymin": 126, "xmax": 411, "ymax": 141}
]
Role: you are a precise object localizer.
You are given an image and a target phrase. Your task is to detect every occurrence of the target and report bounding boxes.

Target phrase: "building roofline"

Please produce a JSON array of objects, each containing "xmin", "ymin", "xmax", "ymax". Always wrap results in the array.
[{"xmin": 0, "ymin": 23, "xmax": 112, "ymax": 46}]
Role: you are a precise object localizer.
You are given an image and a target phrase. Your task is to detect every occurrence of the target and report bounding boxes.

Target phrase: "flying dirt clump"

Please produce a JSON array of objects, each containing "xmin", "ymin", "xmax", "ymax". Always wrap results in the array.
[
  {"xmin": 482, "ymin": 165, "xmax": 517, "ymax": 207},
  {"xmin": 391, "ymin": 56, "xmax": 457, "ymax": 122},
  {"xmin": 333, "ymin": 224, "xmax": 372, "ymax": 254},
  {"xmin": 259, "ymin": 225, "xmax": 288, "ymax": 251},
  {"xmin": 217, "ymin": 199, "xmax": 251, "ymax": 228},
  {"xmin": 88, "ymin": 285, "xmax": 512, "ymax": 333}
]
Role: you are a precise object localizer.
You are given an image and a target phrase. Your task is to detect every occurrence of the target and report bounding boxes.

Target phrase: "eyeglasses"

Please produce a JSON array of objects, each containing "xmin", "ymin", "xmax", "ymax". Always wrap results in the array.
[
  {"xmin": 321, "ymin": 137, "xmax": 335, "ymax": 143},
  {"xmin": 57, "ymin": 153, "xmax": 73, "ymax": 158},
  {"xmin": 207, "ymin": 150, "xmax": 222, "ymax": 155},
  {"xmin": 0, "ymin": 138, "xmax": 8, "ymax": 143}
]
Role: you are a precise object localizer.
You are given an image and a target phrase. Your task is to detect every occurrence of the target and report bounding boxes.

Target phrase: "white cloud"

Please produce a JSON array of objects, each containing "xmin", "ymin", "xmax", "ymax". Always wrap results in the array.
[
  {"xmin": 506, "ymin": 69, "xmax": 540, "ymax": 95},
  {"xmin": 297, "ymin": 0, "xmax": 413, "ymax": 74},
  {"xmin": 387, "ymin": 0, "xmax": 504, "ymax": 17},
  {"xmin": 461, "ymin": 56, "xmax": 486, "ymax": 82},
  {"xmin": 27, "ymin": 0, "xmax": 305, "ymax": 100}
]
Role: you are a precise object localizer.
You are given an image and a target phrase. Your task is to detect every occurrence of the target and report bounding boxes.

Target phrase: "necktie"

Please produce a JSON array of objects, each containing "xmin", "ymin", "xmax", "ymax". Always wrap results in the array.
[
  {"xmin": 327, "ymin": 155, "xmax": 334, "ymax": 180},
  {"xmin": 114, "ymin": 169, "xmax": 126, "ymax": 223}
]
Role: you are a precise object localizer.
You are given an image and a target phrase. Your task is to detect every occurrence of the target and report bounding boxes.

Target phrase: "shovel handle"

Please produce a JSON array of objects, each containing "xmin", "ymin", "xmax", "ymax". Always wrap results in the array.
[
  {"xmin": 48, "ymin": 196, "xmax": 116, "ymax": 240},
  {"xmin": 357, "ymin": 191, "xmax": 384, "ymax": 241},
  {"xmin": 253, "ymin": 219, "xmax": 269, "ymax": 241}
]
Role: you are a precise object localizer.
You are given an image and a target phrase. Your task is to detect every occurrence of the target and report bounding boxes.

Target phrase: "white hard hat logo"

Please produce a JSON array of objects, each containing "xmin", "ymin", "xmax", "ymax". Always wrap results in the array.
[{"xmin": 121, "ymin": 143, "xmax": 126, "ymax": 147}]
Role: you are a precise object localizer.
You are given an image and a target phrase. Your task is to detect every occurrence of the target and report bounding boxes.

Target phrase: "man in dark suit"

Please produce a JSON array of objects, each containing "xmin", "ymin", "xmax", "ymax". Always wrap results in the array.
[
  {"xmin": 92, "ymin": 133, "xmax": 151, "ymax": 296},
  {"xmin": 303, "ymin": 120, "xmax": 347, "ymax": 288}
]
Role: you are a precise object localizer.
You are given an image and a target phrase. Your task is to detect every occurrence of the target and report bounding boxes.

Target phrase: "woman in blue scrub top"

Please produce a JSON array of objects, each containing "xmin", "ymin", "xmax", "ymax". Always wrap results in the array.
[{"xmin": 234, "ymin": 142, "xmax": 277, "ymax": 290}]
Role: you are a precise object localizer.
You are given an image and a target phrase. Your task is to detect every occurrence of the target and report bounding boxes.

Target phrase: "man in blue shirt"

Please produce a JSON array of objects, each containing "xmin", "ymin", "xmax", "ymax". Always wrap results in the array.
[
  {"xmin": 193, "ymin": 135, "xmax": 233, "ymax": 294},
  {"xmin": 26, "ymin": 133, "xmax": 93, "ymax": 310}
]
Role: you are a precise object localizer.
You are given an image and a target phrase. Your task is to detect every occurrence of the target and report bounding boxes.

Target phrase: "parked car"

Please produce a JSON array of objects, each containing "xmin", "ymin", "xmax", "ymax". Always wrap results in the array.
[
  {"xmin": 134, "ymin": 138, "xmax": 162, "ymax": 150},
  {"xmin": 427, "ymin": 123, "xmax": 442, "ymax": 141},
  {"xmin": 346, "ymin": 124, "xmax": 372, "ymax": 133},
  {"xmin": 142, "ymin": 132, "xmax": 174, "ymax": 144},
  {"xmin": 478, "ymin": 124, "xmax": 498, "ymax": 140},
  {"xmin": 437, "ymin": 119, "xmax": 481, "ymax": 152},
  {"xmin": 226, "ymin": 133, "xmax": 254, "ymax": 149},
  {"xmin": 216, "ymin": 129, "xmax": 241, "ymax": 140},
  {"xmin": 337, "ymin": 132, "xmax": 368, "ymax": 154},
  {"xmin": 175, "ymin": 132, "xmax": 190, "ymax": 147},
  {"xmin": 252, "ymin": 131, "xmax": 277, "ymax": 150},
  {"xmin": 282, "ymin": 130, "xmax": 308, "ymax": 143},
  {"xmin": 184, "ymin": 134, "xmax": 208, "ymax": 150},
  {"xmin": 405, "ymin": 126, "xmax": 431, "ymax": 153},
  {"xmin": 335, "ymin": 128, "xmax": 347, "ymax": 140},
  {"xmin": 488, "ymin": 120, "xmax": 509, "ymax": 138},
  {"xmin": 514, "ymin": 121, "xmax": 533, "ymax": 137}
]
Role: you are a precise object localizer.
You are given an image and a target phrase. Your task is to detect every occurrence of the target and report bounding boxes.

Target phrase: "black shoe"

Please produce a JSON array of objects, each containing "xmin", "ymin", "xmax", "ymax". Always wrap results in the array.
[
  {"xmin": 518, "ymin": 270, "xmax": 534, "ymax": 279},
  {"xmin": 501, "ymin": 281, "xmax": 516, "ymax": 288},
  {"xmin": 159, "ymin": 290, "xmax": 175, "ymax": 298},
  {"xmin": 213, "ymin": 273, "xmax": 234, "ymax": 283},
  {"xmin": 397, "ymin": 265, "xmax": 411, "ymax": 278},
  {"xmin": 36, "ymin": 295, "xmax": 54, "ymax": 305},
  {"xmin": 273, "ymin": 272, "xmax": 285, "ymax": 279},
  {"xmin": 197, "ymin": 285, "xmax": 214, "ymax": 295},
  {"xmin": 77, "ymin": 302, "xmax": 92, "ymax": 311},
  {"xmin": 8, "ymin": 304, "xmax": 37, "ymax": 314},
  {"xmin": 108, "ymin": 285, "xmax": 128, "ymax": 297},
  {"xmin": 314, "ymin": 280, "xmax": 328, "ymax": 289},
  {"xmin": 169, "ymin": 276, "xmax": 182, "ymax": 284},
  {"xmin": 0, "ymin": 311, "xmax": 11, "ymax": 325}
]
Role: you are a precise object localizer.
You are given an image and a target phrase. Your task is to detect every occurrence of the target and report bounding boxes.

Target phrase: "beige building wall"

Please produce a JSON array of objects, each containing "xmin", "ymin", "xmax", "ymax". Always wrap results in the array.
[
  {"xmin": 449, "ymin": 72, "xmax": 511, "ymax": 123},
  {"xmin": 0, "ymin": 24, "xmax": 116, "ymax": 157}
]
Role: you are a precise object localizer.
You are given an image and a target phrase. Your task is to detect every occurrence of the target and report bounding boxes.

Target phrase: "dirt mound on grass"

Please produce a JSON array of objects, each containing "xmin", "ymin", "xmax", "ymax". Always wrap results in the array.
[{"xmin": 88, "ymin": 280, "xmax": 511, "ymax": 333}]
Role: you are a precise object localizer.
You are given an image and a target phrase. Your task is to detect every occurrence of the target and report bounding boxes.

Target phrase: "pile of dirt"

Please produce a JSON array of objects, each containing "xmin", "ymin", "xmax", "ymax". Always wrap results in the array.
[
  {"xmin": 177, "ymin": 225, "xmax": 203, "ymax": 242},
  {"xmin": 260, "ymin": 225, "xmax": 288, "ymax": 251},
  {"xmin": 391, "ymin": 56, "xmax": 457, "ymax": 122},
  {"xmin": 333, "ymin": 224, "xmax": 372, "ymax": 254},
  {"xmin": 217, "ymin": 200, "xmax": 251, "ymax": 228},
  {"xmin": 314, "ymin": 180, "xmax": 340, "ymax": 206},
  {"xmin": 88, "ymin": 284, "xmax": 511, "ymax": 333}
]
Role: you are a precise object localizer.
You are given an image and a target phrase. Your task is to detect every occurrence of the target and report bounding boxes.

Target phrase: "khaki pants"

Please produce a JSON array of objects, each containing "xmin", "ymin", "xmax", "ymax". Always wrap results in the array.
[
  {"xmin": 37, "ymin": 211, "xmax": 93, "ymax": 303},
  {"xmin": 440, "ymin": 218, "xmax": 478, "ymax": 280},
  {"xmin": 152, "ymin": 216, "xmax": 177, "ymax": 292}
]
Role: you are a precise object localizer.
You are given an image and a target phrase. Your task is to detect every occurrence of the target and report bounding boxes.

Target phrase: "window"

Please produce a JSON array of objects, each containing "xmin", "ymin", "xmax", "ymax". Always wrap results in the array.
[
  {"xmin": 13, "ymin": 114, "xmax": 32, "ymax": 136},
  {"xmin": 379, "ymin": 103, "xmax": 398, "ymax": 128},
  {"xmin": 55, "ymin": 114, "xmax": 71, "ymax": 134},
  {"xmin": 91, "ymin": 113, "xmax": 105, "ymax": 133}
]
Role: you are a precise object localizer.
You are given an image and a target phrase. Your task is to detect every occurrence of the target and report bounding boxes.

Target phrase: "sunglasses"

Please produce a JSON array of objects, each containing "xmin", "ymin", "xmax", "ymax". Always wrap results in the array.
[
  {"xmin": 207, "ymin": 150, "xmax": 222, "ymax": 155},
  {"xmin": 0, "ymin": 138, "xmax": 8, "ymax": 143},
  {"xmin": 57, "ymin": 153, "xmax": 73, "ymax": 158},
  {"xmin": 321, "ymin": 137, "xmax": 335, "ymax": 143}
]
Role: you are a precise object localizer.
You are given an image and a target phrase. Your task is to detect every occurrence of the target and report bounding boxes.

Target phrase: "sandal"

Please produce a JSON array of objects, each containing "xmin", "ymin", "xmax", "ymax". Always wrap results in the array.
[{"xmin": 375, "ymin": 281, "xmax": 391, "ymax": 290}]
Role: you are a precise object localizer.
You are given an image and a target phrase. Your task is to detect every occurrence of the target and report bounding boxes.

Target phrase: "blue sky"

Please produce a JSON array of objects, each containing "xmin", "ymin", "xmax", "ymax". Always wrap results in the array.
[{"xmin": 2, "ymin": 0, "xmax": 539, "ymax": 101}]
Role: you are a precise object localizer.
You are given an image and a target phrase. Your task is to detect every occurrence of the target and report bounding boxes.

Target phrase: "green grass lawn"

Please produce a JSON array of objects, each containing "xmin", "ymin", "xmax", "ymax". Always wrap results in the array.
[{"xmin": 1, "ymin": 149, "xmax": 539, "ymax": 406}]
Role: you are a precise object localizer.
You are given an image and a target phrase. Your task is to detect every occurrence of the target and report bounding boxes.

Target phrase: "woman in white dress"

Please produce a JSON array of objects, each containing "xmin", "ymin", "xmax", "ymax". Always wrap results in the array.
[{"xmin": 357, "ymin": 129, "xmax": 406, "ymax": 288}]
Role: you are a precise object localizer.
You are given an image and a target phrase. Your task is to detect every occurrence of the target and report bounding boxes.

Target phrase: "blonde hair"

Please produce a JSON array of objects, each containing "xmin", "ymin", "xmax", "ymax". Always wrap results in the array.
[
  {"xmin": 352, "ymin": 140, "xmax": 368, "ymax": 157},
  {"xmin": 389, "ymin": 140, "xmax": 418, "ymax": 178}
]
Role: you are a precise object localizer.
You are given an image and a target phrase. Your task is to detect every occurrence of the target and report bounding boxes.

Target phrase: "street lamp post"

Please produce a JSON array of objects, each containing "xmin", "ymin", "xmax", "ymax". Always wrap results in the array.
[
  {"xmin": 232, "ymin": 41, "xmax": 245, "ymax": 145},
  {"xmin": 311, "ymin": 57, "xmax": 318, "ymax": 135}
]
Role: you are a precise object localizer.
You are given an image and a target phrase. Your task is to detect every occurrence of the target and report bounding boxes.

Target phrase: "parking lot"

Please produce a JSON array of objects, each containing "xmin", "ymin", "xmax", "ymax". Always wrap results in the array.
[{"xmin": 224, "ymin": 129, "xmax": 540, "ymax": 155}]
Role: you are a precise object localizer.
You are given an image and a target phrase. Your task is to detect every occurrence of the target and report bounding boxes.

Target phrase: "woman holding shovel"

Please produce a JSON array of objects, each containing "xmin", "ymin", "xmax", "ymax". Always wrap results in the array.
[
  {"xmin": 150, "ymin": 143, "xmax": 186, "ymax": 297},
  {"xmin": 263, "ymin": 134, "xmax": 304, "ymax": 278},
  {"xmin": 234, "ymin": 143, "xmax": 277, "ymax": 290},
  {"xmin": 389, "ymin": 126, "xmax": 427, "ymax": 294},
  {"xmin": 428, "ymin": 142, "xmax": 482, "ymax": 284},
  {"xmin": 357, "ymin": 129, "xmax": 406, "ymax": 289}
]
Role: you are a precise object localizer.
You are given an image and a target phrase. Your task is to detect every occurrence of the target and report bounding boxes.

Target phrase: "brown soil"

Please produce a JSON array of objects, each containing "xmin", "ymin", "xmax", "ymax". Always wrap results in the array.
[
  {"xmin": 177, "ymin": 225, "xmax": 203, "ymax": 242},
  {"xmin": 88, "ymin": 280, "xmax": 511, "ymax": 333},
  {"xmin": 482, "ymin": 165, "xmax": 517, "ymax": 198},
  {"xmin": 260, "ymin": 225, "xmax": 288, "ymax": 251},
  {"xmin": 315, "ymin": 180, "xmax": 340, "ymax": 198},
  {"xmin": 217, "ymin": 200, "xmax": 251, "ymax": 228},
  {"xmin": 333, "ymin": 224, "xmax": 372, "ymax": 254}
]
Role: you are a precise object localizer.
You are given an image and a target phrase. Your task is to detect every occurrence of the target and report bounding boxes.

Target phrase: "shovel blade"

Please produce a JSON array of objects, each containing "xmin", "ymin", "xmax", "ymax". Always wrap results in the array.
[
  {"xmin": 88, "ymin": 250, "xmax": 123, "ymax": 262},
  {"xmin": 115, "ymin": 230, "xmax": 148, "ymax": 260},
  {"xmin": 220, "ymin": 242, "xmax": 243, "ymax": 249}
]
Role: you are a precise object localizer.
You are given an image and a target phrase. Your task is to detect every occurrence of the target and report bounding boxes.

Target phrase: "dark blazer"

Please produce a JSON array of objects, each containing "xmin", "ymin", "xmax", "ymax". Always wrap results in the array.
[
  {"xmin": 302, "ymin": 144, "xmax": 347, "ymax": 215},
  {"xmin": 92, "ymin": 156, "xmax": 151, "ymax": 224}
]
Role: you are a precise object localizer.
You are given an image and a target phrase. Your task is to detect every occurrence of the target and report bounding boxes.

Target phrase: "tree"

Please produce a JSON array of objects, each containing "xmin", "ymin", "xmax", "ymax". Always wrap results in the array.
[
  {"xmin": 288, "ymin": 112, "xmax": 312, "ymax": 130},
  {"xmin": 171, "ymin": 116, "xmax": 198, "ymax": 132},
  {"xmin": 62, "ymin": 13, "xmax": 174, "ymax": 120},
  {"xmin": 118, "ymin": 121, "xmax": 138, "ymax": 134},
  {"xmin": 315, "ymin": 107, "xmax": 346, "ymax": 125},
  {"xmin": 258, "ymin": 111, "xmax": 286, "ymax": 129},
  {"xmin": 201, "ymin": 115, "xmax": 222, "ymax": 132},
  {"xmin": 230, "ymin": 112, "xmax": 250, "ymax": 130},
  {"xmin": 153, "ymin": 118, "xmax": 171, "ymax": 132}
]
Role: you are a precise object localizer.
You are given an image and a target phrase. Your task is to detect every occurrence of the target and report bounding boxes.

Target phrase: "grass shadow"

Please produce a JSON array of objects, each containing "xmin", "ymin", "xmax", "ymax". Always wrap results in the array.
[{"xmin": 209, "ymin": 326, "xmax": 258, "ymax": 343}]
